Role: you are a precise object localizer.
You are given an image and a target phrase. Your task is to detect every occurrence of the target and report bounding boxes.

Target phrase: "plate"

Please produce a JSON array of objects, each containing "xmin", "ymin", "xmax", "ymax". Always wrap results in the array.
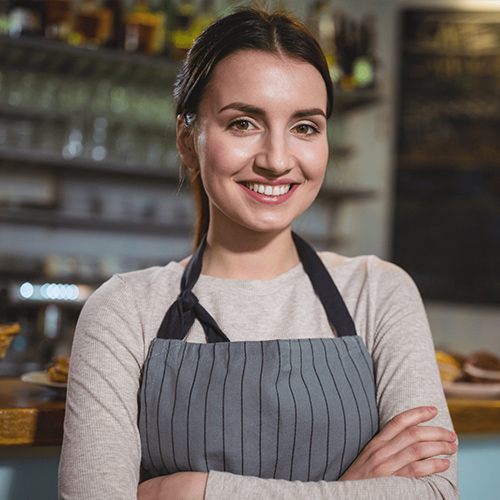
[
  {"xmin": 21, "ymin": 370, "xmax": 67, "ymax": 389},
  {"xmin": 443, "ymin": 381, "xmax": 500, "ymax": 400}
]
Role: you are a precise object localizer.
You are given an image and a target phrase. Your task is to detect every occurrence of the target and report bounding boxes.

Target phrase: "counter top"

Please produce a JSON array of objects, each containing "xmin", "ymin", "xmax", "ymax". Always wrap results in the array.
[
  {"xmin": 1, "ymin": 377, "xmax": 500, "ymax": 446},
  {"xmin": 0, "ymin": 378, "xmax": 65, "ymax": 446},
  {"xmin": 447, "ymin": 397, "xmax": 500, "ymax": 434}
]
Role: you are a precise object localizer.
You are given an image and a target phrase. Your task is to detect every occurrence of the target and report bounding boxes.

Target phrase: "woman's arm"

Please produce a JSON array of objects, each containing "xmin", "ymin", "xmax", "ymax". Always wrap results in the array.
[
  {"xmin": 137, "ymin": 406, "xmax": 455, "ymax": 500},
  {"xmin": 199, "ymin": 258, "xmax": 459, "ymax": 500},
  {"xmin": 59, "ymin": 275, "xmax": 145, "ymax": 500}
]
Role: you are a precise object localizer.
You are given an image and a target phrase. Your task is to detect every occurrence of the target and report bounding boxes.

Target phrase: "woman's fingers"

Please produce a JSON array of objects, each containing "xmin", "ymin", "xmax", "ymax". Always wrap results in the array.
[
  {"xmin": 378, "ymin": 439, "xmax": 457, "ymax": 476},
  {"xmin": 378, "ymin": 406, "xmax": 440, "ymax": 442},
  {"xmin": 382, "ymin": 424, "xmax": 456, "ymax": 459},
  {"xmin": 339, "ymin": 406, "xmax": 458, "ymax": 481},
  {"xmin": 393, "ymin": 458, "xmax": 452, "ymax": 479}
]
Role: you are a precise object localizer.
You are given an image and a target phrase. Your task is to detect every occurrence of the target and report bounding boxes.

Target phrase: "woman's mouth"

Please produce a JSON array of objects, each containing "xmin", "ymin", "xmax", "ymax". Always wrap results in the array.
[
  {"xmin": 240, "ymin": 182, "xmax": 292, "ymax": 196},
  {"xmin": 237, "ymin": 181, "xmax": 298, "ymax": 205}
]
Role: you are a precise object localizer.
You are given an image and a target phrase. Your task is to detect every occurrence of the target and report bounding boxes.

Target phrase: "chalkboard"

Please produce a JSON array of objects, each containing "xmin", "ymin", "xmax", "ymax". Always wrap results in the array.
[{"xmin": 392, "ymin": 10, "xmax": 500, "ymax": 305}]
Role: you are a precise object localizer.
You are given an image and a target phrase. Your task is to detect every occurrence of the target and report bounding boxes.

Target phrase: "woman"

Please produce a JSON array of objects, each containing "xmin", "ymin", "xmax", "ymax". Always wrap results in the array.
[{"xmin": 59, "ymin": 8, "xmax": 459, "ymax": 500}]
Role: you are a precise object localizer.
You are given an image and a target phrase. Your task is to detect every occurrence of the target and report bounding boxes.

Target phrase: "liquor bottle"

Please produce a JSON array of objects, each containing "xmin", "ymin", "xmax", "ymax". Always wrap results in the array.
[
  {"xmin": 0, "ymin": 1, "xmax": 10, "ymax": 36},
  {"xmin": 70, "ymin": 0, "xmax": 114, "ymax": 48},
  {"xmin": 103, "ymin": 0, "xmax": 124, "ymax": 49},
  {"xmin": 338, "ymin": 18, "xmax": 358, "ymax": 91},
  {"xmin": 169, "ymin": 0, "xmax": 196, "ymax": 60},
  {"xmin": 307, "ymin": 0, "xmax": 339, "ymax": 85},
  {"xmin": 7, "ymin": 0, "xmax": 45, "ymax": 38},
  {"xmin": 353, "ymin": 15, "xmax": 376, "ymax": 89},
  {"xmin": 124, "ymin": 0, "xmax": 166, "ymax": 55},
  {"xmin": 190, "ymin": 0, "xmax": 215, "ymax": 41},
  {"xmin": 45, "ymin": 0, "xmax": 72, "ymax": 41}
]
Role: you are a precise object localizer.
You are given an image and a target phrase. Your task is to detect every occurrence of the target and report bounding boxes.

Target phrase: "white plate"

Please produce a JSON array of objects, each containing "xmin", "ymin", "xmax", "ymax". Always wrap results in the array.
[
  {"xmin": 21, "ymin": 370, "xmax": 67, "ymax": 389},
  {"xmin": 443, "ymin": 381, "xmax": 500, "ymax": 400}
]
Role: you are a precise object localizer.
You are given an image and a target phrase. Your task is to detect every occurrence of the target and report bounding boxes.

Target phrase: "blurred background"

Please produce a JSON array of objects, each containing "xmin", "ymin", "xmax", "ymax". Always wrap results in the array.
[{"xmin": 0, "ymin": 0, "xmax": 499, "ymax": 498}]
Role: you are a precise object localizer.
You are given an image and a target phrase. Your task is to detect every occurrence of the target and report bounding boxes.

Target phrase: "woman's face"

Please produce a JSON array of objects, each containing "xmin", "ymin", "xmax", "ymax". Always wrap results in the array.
[{"xmin": 181, "ymin": 49, "xmax": 329, "ymax": 237}]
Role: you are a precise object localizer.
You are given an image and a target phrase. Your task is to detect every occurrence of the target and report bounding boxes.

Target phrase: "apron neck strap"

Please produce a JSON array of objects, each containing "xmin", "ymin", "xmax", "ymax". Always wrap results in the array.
[
  {"xmin": 157, "ymin": 233, "xmax": 357, "ymax": 342},
  {"xmin": 292, "ymin": 233, "xmax": 357, "ymax": 338}
]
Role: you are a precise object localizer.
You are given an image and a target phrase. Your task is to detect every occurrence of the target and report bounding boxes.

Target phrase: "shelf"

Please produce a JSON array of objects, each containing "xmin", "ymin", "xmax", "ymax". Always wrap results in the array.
[
  {"xmin": 404, "ymin": 42, "xmax": 500, "ymax": 58},
  {"xmin": 0, "ymin": 104, "xmax": 68, "ymax": 123},
  {"xmin": 0, "ymin": 104, "xmax": 171, "ymax": 132},
  {"xmin": 447, "ymin": 398, "xmax": 500, "ymax": 434},
  {"xmin": 0, "ymin": 146, "xmax": 181, "ymax": 186},
  {"xmin": 0, "ymin": 207, "xmax": 192, "ymax": 237},
  {"xmin": 398, "ymin": 154, "xmax": 500, "ymax": 171},
  {"xmin": 0, "ymin": 35, "xmax": 380, "ymax": 110},
  {"xmin": 0, "ymin": 34, "xmax": 178, "ymax": 86},
  {"xmin": 0, "ymin": 147, "xmax": 376, "ymax": 203}
]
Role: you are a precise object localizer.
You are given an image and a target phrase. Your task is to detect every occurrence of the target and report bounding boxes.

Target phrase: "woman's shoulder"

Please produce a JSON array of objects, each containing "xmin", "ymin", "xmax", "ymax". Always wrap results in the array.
[
  {"xmin": 318, "ymin": 250, "xmax": 417, "ymax": 290},
  {"xmin": 113, "ymin": 261, "xmax": 184, "ymax": 287},
  {"xmin": 85, "ymin": 261, "xmax": 185, "ymax": 311}
]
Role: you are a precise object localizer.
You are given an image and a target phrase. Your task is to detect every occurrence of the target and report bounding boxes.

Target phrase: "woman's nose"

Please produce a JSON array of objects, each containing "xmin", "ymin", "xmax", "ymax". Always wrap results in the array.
[{"xmin": 255, "ymin": 131, "xmax": 294, "ymax": 174}]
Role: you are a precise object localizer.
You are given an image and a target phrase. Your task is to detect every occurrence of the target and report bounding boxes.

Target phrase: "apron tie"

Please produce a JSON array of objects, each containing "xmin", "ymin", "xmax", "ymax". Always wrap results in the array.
[
  {"xmin": 157, "ymin": 232, "xmax": 356, "ymax": 342},
  {"xmin": 180, "ymin": 289, "xmax": 198, "ymax": 311},
  {"xmin": 157, "ymin": 286, "xmax": 230, "ymax": 343}
]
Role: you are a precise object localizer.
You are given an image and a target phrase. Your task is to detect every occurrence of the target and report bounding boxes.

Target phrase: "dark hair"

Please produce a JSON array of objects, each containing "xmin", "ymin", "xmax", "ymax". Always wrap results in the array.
[{"xmin": 174, "ymin": 7, "xmax": 334, "ymax": 248}]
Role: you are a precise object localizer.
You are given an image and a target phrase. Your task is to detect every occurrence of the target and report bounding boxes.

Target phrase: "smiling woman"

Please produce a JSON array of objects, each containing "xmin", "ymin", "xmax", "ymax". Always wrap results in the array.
[
  {"xmin": 177, "ymin": 50, "xmax": 329, "ymax": 258},
  {"xmin": 58, "ymin": 8, "xmax": 459, "ymax": 500}
]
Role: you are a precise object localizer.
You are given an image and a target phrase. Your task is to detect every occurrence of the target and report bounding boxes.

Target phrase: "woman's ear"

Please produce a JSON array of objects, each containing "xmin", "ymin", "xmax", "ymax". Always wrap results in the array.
[{"xmin": 176, "ymin": 115, "xmax": 198, "ymax": 170}]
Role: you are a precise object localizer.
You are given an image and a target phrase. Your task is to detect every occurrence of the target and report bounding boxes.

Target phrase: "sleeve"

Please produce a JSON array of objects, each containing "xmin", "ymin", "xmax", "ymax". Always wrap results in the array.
[
  {"xmin": 203, "ymin": 259, "xmax": 459, "ymax": 500},
  {"xmin": 58, "ymin": 275, "xmax": 145, "ymax": 500}
]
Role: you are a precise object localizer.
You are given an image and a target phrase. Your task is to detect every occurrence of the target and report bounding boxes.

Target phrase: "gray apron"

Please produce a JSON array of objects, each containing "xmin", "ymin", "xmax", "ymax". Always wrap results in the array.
[{"xmin": 139, "ymin": 233, "xmax": 378, "ymax": 482}]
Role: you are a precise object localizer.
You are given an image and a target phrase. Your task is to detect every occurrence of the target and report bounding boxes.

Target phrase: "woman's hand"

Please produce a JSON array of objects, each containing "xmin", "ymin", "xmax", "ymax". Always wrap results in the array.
[
  {"xmin": 137, "ymin": 472, "xmax": 208, "ymax": 500},
  {"xmin": 339, "ymin": 406, "xmax": 457, "ymax": 481}
]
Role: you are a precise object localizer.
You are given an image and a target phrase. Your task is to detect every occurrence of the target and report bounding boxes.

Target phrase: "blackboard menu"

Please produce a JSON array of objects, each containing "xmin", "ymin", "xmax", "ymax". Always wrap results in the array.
[{"xmin": 392, "ymin": 10, "xmax": 500, "ymax": 305}]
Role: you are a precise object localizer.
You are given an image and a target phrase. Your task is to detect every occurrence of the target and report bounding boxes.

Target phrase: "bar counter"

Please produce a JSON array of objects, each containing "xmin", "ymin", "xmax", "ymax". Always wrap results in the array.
[
  {"xmin": 0, "ymin": 378, "xmax": 65, "ymax": 446},
  {"xmin": 1, "ymin": 377, "xmax": 500, "ymax": 446}
]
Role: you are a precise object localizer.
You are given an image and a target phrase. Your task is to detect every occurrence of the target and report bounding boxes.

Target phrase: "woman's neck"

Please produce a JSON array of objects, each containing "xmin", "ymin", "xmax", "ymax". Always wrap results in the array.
[{"xmin": 201, "ymin": 226, "xmax": 300, "ymax": 280}]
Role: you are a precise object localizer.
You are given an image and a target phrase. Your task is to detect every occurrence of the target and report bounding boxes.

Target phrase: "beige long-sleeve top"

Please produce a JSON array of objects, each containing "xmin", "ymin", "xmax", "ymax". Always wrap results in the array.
[{"xmin": 59, "ymin": 250, "xmax": 459, "ymax": 499}]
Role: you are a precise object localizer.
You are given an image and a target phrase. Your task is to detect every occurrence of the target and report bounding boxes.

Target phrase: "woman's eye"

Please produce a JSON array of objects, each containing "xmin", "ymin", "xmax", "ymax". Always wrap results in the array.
[
  {"xmin": 295, "ymin": 123, "xmax": 319, "ymax": 135},
  {"xmin": 230, "ymin": 120, "xmax": 253, "ymax": 131}
]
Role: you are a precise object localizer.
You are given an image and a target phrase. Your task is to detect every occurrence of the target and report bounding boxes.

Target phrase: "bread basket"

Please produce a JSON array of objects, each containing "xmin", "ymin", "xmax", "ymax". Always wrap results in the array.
[{"xmin": 0, "ymin": 322, "xmax": 21, "ymax": 358}]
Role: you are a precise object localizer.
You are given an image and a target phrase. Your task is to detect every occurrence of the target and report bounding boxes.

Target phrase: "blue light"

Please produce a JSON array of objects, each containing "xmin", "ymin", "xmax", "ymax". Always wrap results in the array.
[{"xmin": 19, "ymin": 282, "xmax": 34, "ymax": 299}]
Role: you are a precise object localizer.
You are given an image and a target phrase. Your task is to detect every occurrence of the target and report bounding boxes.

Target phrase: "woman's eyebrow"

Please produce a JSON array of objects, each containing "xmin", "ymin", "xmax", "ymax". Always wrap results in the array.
[
  {"xmin": 218, "ymin": 103, "xmax": 326, "ymax": 119},
  {"xmin": 218, "ymin": 103, "xmax": 264, "ymax": 115},
  {"xmin": 293, "ymin": 108, "xmax": 326, "ymax": 119}
]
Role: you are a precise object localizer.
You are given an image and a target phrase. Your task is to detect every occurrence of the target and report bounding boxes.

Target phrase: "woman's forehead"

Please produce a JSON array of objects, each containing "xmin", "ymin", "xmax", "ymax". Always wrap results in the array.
[{"xmin": 202, "ymin": 50, "xmax": 328, "ymax": 112}]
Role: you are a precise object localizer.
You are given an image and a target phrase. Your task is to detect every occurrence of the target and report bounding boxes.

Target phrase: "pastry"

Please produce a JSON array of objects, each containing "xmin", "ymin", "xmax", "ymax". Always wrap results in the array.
[
  {"xmin": 464, "ymin": 351, "xmax": 500, "ymax": 384},
  {"xmin": 435, "ymin": 350, "xmax": 463, "ymax": 382},
  {"xmin": 0, "ymin": 322, "xmax": 20, "ymax": 358},
  {"xmin": 47, "ymin": 356, "xmax": 70, "ymax": 384}
]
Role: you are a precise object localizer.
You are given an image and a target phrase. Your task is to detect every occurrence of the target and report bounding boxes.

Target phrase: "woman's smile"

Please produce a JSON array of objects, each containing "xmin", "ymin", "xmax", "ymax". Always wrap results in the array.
[{"xmin": 237, "ymin": 181, "xmax": 298, "ymax": 205}]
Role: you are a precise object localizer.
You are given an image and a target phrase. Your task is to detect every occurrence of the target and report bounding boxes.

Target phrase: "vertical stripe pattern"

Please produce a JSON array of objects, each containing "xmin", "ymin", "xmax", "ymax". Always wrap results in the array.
[{"xmin": 139, "ymin": 335, "xmax": 378, "ymax": 482}]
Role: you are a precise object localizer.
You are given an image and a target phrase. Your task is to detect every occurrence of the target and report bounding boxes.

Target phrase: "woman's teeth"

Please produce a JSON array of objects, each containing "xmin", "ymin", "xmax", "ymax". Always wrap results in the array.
[{"xmin": 246, "ymin": 183, "xmax": 291, "ymax": 196}]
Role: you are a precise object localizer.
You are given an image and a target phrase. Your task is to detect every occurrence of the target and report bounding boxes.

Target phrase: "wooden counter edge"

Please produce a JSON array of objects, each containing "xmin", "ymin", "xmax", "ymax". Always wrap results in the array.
[
  {"xmin": 0, "ymin": 407, "xmax": 65, "ymax": 446},
  {"xmin": 447, "ymin": 398, "xmax": 500, "ymax": 434}
]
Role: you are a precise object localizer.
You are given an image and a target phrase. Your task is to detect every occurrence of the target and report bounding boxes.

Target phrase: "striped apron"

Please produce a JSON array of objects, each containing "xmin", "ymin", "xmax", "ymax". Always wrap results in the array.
[{"xmin": 139, "ymin": 233, "xmax": 378, "ymax": 482}]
